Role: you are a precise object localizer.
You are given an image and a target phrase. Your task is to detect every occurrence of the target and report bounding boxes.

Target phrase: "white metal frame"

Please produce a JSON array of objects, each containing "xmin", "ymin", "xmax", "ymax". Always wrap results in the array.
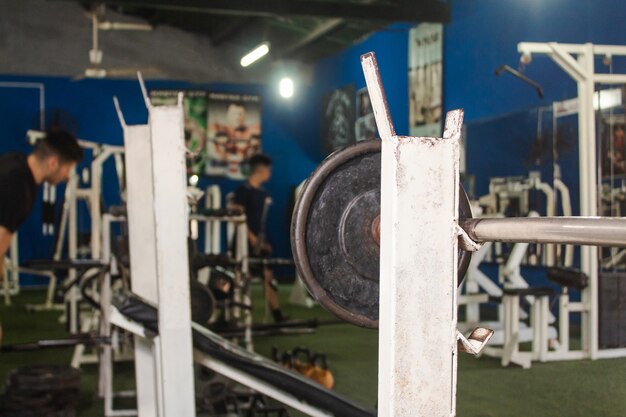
[
  {"xmin": 362, "ymin": 52, "xmax": 463, "ymax": 416},
  {"xmin": 114, "ymin": 105, "xmax": 160, "ymax": 417},
  {"xmin": 203, "ymin": 185, "xmax": 222, "ymax": 254},
  {"xmin": 1, "ymin": 234, "xmax": 21, "ymax": 305},
  {"xmin": 518, "ymin": 42, "xmax": 626, "ymax": 360},
  {"xmin": 113, "ymin": 77, "xmax": 196, "ymax": 416}
]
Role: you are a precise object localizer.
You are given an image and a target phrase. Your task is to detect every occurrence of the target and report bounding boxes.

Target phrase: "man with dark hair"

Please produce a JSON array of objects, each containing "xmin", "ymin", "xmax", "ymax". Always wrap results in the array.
[
  {"xmin": 232, "ymin": 153, "xmax": 286, "ymax": 322},
  {"xmin": 0, "ymin": 129, "xmax": 83, "ymax": 337}
]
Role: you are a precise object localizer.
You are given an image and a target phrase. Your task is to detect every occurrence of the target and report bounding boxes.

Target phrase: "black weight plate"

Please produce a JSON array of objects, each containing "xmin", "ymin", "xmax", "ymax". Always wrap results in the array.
[
  {"xmin": 8, "ymin": 366, "xmax": 80, "ymax": 392},
  {"xmin": 191, "ymin": 282, "xmax": 216, "ymax": 325},
  {"xmin": 291, "ymin": 139, "xmax": 472, "ymax": 329}
]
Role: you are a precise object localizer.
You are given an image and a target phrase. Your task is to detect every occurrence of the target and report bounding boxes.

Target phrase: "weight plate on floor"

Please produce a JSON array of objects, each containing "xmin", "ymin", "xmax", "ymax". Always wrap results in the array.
[
  {"xmin": 291, "ymin": 139, "xmax": 472, "ymax": 328},
  {"xmin": 8, "ymin": 365, "xmax": 80, "ymax": 391}
]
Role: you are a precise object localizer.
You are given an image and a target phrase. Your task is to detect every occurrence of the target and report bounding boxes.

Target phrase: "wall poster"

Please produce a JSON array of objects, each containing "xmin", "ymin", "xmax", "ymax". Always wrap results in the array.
[
  {"xmin": 206, "ymin": 92, "xmax": 262, "ymax": 179},
  {"xmin": 321, "ymin": 84, "xmax": 355, "ymax": 154},
  {"xmin": 149, "ymin": 90, "xmax": 262, "ymax": 179},
  {"xmin": 355, "ymin": 87, "xmax": 378, "ymax": 142},
  {"xmin": 409, "ymin": 23, "xmax": 443, "ymax": 137}
]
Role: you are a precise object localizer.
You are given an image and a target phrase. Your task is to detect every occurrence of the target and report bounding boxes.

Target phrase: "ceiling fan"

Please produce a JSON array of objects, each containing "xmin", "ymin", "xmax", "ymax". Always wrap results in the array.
[{"xmin": 74, "ymin": 4, "xmax": 164, "ymax": 80}]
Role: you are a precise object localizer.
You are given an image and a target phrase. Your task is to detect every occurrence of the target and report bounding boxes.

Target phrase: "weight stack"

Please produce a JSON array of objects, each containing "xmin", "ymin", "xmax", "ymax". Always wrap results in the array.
[
  {"xmin": 0, "ymin": 365, "xmax": 81, "ymax": 416},
  {"xmin": 599, "ymin": 272, "xmax": 626, "ymax": 348}
]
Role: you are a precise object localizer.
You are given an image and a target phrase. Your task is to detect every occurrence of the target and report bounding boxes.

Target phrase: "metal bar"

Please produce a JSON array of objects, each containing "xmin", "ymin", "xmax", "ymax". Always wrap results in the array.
[
  {"xmin": 579, "ymin": 44, "xmax": 599, "ymax": 359},
  {"xmin": 462, "ymin": 217, "xmax": 626, "ymax": 247},
  {"xmin": 594, "ymin": 74, "xmax": 626, "ymax": 84},
  {"xmin": 192, "ymin": 346, "xmax": 332, "ymax": 417},
  {"xmin": 547, "ymin": 42, "xmax": 586, "ymax": 82},
  {"xmin": 149, "ymin": 96, "xmax": 196, "ymax": 416},
  {"xmin": 120, "ymin": 103, "xmax": 159, "ymax": 416},
  {"xmin": 278, "ymin": 18, "xmax": 345, "ymax": 58},
  {"xmin": 361, "ymin": 52, "xmax": 395, "ymax": 140},
  {"xmin": 62, "ymin": 0, "xmax": 450, "ymax": 22},
  {"xmin": 210, "ymin": 16, "xmax": 255, "ymax": 46},
  {"xmin": 519, "ymin": 42, "xmax": 626, "ymax": 57},
  {"xmin": 494, "ymin": 65, "xmax": 544, "ymax": 98}
]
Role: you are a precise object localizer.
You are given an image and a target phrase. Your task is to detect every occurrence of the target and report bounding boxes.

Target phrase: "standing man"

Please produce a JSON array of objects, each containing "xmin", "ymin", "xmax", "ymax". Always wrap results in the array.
[
  {"xmin": 232, "ymin": 154, "xmax": 286, "ymax": 322},
  {"xmin": 0, "ymin": 129, "xmax": 83, "ymax": 340}
]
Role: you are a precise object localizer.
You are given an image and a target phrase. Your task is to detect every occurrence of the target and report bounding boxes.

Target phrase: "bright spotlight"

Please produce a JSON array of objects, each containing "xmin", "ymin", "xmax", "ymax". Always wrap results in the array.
[
  {"xmin": 240, "ymin": 42, "xmax": 270, "ymax": 67},
  {"xmin": 279, "ymin": 77, "xmax": 294, "ymax": 98},
  {"xmin": 189, "ymin": 174, "xmax": 199, "ymax": 186}
]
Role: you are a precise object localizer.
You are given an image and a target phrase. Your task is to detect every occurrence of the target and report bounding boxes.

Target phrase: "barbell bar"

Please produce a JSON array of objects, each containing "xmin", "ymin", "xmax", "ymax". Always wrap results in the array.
[{"xmin": 461, "ymin": 217, "xmax": 626, "ymax": 247}]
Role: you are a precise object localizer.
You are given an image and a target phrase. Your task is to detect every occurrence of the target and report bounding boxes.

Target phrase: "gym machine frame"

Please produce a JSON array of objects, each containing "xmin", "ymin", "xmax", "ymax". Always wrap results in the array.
[{"xmin": 517, "ymin": 42, "xmax": 626, "ymax": 360}]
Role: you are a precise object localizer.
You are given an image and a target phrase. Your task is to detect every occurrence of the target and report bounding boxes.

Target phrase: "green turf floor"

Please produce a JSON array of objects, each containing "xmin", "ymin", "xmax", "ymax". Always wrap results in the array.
[{"xmin": 1, "ymin": 288, "xmax": 625, "ymax": 416}]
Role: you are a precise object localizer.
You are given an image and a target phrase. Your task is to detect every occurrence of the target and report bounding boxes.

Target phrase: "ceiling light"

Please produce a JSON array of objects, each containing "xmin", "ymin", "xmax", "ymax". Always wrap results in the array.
[
  {"xmin": 279, "ymin": 77, "xmax": 294, "ymax": 99},
  {"xmin": 240, "ymin": 42, "xmax": 270, "ymax": 67}
]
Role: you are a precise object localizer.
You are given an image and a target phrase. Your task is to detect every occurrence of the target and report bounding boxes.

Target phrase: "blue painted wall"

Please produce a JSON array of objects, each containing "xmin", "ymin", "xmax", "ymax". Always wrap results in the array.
[
  {"xmin": 446, "ymin": 0, "xmax": 626, "ymax": 217},
  {"xmin": 445, "ymin": 0, "xmax": 626, "ymax": 122}
]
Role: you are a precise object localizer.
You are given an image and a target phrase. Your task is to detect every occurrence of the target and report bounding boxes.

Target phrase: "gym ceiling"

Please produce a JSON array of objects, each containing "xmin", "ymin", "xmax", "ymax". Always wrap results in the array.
[{"xmin": 61, "ymin": 0, "xmax": 451, "ymax": 63}]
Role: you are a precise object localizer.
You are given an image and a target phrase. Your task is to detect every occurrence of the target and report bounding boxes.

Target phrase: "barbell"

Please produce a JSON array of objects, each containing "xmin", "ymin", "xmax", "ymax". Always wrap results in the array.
[{"xmin": 291, "ymin": 139, "xmax": 626, "ymax": 328}]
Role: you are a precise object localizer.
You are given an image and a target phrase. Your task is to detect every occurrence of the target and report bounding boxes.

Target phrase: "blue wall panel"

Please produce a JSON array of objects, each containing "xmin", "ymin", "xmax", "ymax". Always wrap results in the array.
[{"xmin": 445, "ymin": 0, "xmax": 626, "ymax": 122}]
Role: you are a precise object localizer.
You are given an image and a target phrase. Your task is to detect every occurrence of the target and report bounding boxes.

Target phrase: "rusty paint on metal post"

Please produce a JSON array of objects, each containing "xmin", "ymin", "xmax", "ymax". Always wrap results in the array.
[{"xmin": 362, "ymin": 52, "xmax": 463, "ymax": 417}]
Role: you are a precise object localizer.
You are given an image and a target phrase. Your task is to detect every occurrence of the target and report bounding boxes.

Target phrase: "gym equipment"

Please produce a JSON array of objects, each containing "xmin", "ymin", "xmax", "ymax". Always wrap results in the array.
[
  {"xmin": 494, "ymin": 65, "xmax": 544, "ymax": 98},
  {"xmin": 0, "ymin": 333, "xmax": 109, "ymax": 352},
  {"xmin": 217, "ymin": 318, "xmax": 342, "ymax": 338},
  {"xmin": 0, "ymin": 365, "xmax": 81, "ymax": 416},
  {"xmin": 207, "ymin": 269, "xmax": 235, "ymax": 301},
  {"xmin": 111, "ymin": 290, "xmax": 376, "ymax": 417},
  {"xmin": 291, "ymin": 347, "xmax": 313, "ymax": 375},
  {"xmin": 271, "ymin": 347, "xmax": 335, "ymax": 390},
  {"xmin": 291, "ymin": 139, "xmax": 473, "ymax": 328},
  {"xmin": 517, "ymin": 41, "xmax": 626, "ymax": 361},
  {"xmin": 308, "ymin": 355, "xmax": 335, "ymax": 390},
  {"xmin": 292, "ymin": 138, "xmax": 626, "ymax": 328}
]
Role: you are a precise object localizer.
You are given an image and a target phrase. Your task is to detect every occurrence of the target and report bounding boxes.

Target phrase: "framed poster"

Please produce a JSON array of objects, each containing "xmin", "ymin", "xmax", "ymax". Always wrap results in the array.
[
  {"xmin": 321, "ymin": 84, "xmax": 355, "ymax": 153},
  {"xmin": 409, "ymin": 23, "xmax": 443, "ymax": 137},
  {"xmin": 206, "ymin": 92, "xmax": 262, "ymax": 179},
  {"xmin": 150, "ymin": 90, "xmax": 209, "ymax": 174},
  {"xmin": 355, "ymin": 87, "xmax": 378, "ymax": 141},
  {"xmin": 149, "ymin": 90, "xmax": 262, "ymax": 178}
]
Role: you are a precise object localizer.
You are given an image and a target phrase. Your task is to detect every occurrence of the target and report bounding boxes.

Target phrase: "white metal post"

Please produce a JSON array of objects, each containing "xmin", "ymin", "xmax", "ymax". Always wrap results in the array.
[
  {"xmin": 362, "ymin": 53, "xmax": 462, "ymax": 417},
  {"xmin": 124, "ymin": 124, "xmax": 160, "ymax": 415},
  {"xmin": 149, "ymin": 97, "xmax": 196, "ymax": 417},
  {"xmin": 204, "ymin": 185, "xmax": 222, "ymax": 254},
  {"xmin": 114, "ymin": 93, "xmax": 162, "ymax": 417},
  {"xmin": 68, "ymin": 169, "xmax": 79, "ymax": 334},
  {"xmin": 579, "ymin": 44, "xmax": 600, "ymax": 358}
]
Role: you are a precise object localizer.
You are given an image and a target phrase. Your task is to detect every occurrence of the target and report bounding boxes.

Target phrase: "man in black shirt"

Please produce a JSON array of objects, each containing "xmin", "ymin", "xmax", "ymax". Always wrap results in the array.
[
  {"xmin": 233, "ymin": 154, "xmax": 285, "ymax": 322},
  {"xmin": 0, "ymin": 129, "xmax": 83, "ymax": 339}
]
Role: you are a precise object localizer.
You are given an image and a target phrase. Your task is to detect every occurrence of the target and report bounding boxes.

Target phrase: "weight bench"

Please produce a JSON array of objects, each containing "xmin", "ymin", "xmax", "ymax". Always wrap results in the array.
[
  {"xmin": 20, "ymin": 259, "xmax": 107, "ymax": 309},
  {"xmin": 110, "ymin": 290, "xmax": 376, "ymax": 417}
]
